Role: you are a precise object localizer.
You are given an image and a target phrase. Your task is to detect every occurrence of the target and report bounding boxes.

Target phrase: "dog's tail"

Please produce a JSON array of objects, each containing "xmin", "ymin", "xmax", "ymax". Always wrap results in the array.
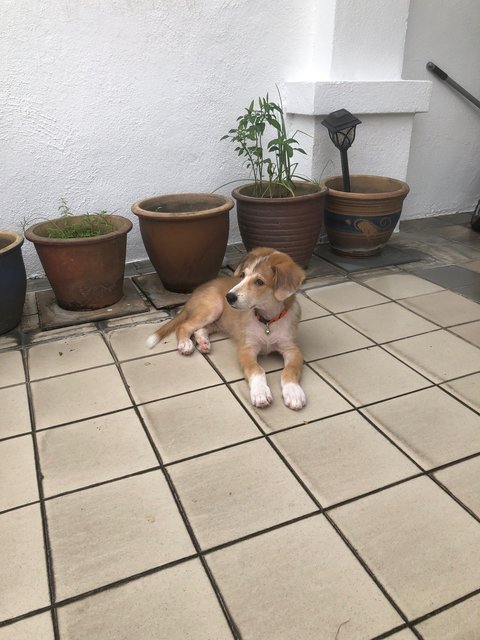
[{"xmin": 146, "ymin": 310, "xmax": 186, "ymax": 349}]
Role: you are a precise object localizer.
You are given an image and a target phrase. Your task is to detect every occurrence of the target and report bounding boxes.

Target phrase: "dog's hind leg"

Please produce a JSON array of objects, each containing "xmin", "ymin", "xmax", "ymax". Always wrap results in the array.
[
  {"xmin": 175, "ymin": 299, "xmax": 223, "ymax": 356},
  {"xmin": 193, "ymin": 327, "xmax": 211, "ymax": 354}
]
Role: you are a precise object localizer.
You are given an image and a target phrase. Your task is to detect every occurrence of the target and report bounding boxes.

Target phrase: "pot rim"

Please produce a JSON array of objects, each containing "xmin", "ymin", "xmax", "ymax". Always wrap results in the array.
[
  {"xmin": 131, "ymin": 193, "xmax": 234, "ymax": 220},
  {"xmin": 233, "ymin": 181, "xmax": 326, "ymax": 203},
  {"xmin": 24, "ymin": 214, "xmax": 132, "ymax": 246},
  {"xmin": 0, "ymin": 231, "xmax": 24, "ymax": 254},
  {"xmin": 322, "ymin": 174, "xmax": 410, "ymax": 199}
]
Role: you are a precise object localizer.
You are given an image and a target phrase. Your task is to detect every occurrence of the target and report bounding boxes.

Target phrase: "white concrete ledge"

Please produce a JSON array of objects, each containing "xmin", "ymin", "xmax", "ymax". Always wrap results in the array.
[{"xmin": 285, "ymin": 80, "xmax": 432, "ymax": 115}]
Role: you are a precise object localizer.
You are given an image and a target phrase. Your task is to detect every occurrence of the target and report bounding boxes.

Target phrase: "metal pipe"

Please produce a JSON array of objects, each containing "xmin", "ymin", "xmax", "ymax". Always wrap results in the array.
[{"xmin": 427, "ymin": 62, "xmax": 480, "ymax": 110}]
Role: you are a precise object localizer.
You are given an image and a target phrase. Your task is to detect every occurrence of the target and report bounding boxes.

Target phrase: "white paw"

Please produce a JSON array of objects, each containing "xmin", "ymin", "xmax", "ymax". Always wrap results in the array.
[
  {"xmin": 249, "ymin": 374, "xmax": 273, "ymax": 408},
  {"xmin": 282, "ymin": 383, "xmax": 306, "ymax": 410},
  {"xmin": 146, "ymin": 334, "xmax": 159, "ymax": 349},
  {"xmin": 195, "ymin": 337, "xmax": 211, "ymax": 354},
  {"xmin": 178, "ymin": 339, "xmax": 195, "ymax": 355}
]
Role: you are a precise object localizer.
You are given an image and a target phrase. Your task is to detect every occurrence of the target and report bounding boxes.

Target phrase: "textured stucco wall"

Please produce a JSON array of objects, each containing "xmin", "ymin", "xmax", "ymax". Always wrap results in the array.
[
  {"xmin": 1, "ymin": 0, "xmax": 315, "ymax": 276},
  {"xmin": 402, "ymin": 0, "xmax": 480, "ymax": 218}
]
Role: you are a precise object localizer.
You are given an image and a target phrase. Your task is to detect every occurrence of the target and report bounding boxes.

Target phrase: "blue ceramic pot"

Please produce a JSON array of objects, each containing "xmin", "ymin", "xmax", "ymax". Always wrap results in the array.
[{"xmin": 0, "ymin": 231, "xmax": 27, "ymax": 334}]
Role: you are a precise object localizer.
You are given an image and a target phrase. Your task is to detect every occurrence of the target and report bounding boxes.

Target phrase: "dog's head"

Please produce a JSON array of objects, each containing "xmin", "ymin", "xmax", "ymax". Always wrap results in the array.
[{"xmin": 226, "ymin": 247, "xmax": 305, "ymax": 309}]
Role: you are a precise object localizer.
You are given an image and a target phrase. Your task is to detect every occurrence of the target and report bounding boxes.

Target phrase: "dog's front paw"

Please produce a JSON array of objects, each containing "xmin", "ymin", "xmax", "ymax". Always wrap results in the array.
[
  {"xmin": 282, "ymin": 383, "xmax": 306, "ymax": 410},
  {"xmin": 249, "ymin": 374, "xmax": 273, "ymax": 408},
  {"xmin": 178, "ymin": 339, "xmax": 195, "ymax": 355}
]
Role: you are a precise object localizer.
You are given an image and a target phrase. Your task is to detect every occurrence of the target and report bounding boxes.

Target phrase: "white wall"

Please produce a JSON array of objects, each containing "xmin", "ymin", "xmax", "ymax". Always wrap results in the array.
[
  {"xmin": 402, "ymin": 0, "xmax": 480, "ymax": 218},
  {"xmin": 1, "ymin": 0, "xmax": 315, "ymax": 276},
  {"xmin": 2, "ymin": 0, "xmax": 480, "ymax": 278}
]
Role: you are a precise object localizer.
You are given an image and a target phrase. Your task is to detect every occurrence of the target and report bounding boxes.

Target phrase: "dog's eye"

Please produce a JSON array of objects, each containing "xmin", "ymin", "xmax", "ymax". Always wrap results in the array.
[
  {"xmin": 239, "ymin": 271, "xmax": 245, "ymax": 278},
  {"xmin": 255, "ymin": 278, "xmax": 264, "ymax": 286}
]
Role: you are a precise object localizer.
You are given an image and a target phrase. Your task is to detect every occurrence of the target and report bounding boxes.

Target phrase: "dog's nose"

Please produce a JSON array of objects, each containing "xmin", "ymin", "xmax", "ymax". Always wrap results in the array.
[{"xmin": 226, "ymin": 291, "xmax": 237, "ymax": 305}]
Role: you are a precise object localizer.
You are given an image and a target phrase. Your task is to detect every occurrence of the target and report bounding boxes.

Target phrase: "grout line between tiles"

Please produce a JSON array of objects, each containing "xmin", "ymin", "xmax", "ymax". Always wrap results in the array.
[
  {"xmin": 99, "ymin": 330, "xmax": 242, "ymax": 640},
  {"xmin": 20, "ymin": 347, "xmax": 61, "ymax": 640}
]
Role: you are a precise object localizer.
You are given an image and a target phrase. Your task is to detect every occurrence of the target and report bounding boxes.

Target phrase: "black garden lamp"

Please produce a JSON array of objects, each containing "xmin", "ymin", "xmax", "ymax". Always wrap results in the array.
[{"xmin": 321, "ymin": 109, "xmax": 361, "ymax": 192}]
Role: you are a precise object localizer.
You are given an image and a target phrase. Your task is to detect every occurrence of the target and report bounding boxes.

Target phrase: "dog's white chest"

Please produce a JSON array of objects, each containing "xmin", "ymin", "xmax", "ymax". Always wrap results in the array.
[{"xmin": 245, "ymin": 312, "xmax": 297, "ymax": 354}]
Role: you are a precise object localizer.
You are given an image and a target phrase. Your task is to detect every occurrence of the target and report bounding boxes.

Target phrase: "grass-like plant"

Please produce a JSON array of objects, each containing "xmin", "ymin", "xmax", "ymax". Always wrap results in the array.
[
  {"xmin": 221, "ymin": 89, "xmax": 309, "ymax": 198},
  {"xmin": 46, "ymin": 199, "xmax": 114, "ymax": 238}
]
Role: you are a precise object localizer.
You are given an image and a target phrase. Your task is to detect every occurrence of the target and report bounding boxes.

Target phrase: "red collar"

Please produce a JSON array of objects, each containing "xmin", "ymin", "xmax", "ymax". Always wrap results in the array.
[{"xmin": 254, "ymin": 308, "xmax": 288, "ymax": 334}]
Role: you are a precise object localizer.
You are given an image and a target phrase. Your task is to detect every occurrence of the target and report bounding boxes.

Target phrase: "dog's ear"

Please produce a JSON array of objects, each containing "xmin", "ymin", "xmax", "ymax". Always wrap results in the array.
[
  {"xmin": 233, "ymin": 254, "xmax": 249, "ymax": 276},
  {"xmin": 272, "ymin": 256, "xmax": 305, "ymax": 301}
]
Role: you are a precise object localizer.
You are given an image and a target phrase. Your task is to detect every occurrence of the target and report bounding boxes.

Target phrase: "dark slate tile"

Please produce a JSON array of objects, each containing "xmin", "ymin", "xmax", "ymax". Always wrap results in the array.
[
  {"xmin": 314, "ymin": 244, "xmax": 428, "ymax": 273},
  {"xmin": 412, "ymin": 265, "xmax": 480, "ymax": 289}
]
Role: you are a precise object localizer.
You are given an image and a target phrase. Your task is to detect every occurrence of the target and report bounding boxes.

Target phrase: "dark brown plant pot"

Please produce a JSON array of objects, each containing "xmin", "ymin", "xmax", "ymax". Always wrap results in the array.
[
  {"xmin": 322, "ymin": 175, "xmax": 410, "ymax": 257},
  {"xmin": 232, "ymin": 182, "xmax": 327, "ymax": 268},
  {"xmin": 131, "ymin": 193, "xmax": 234, "ymax": 293},
  {"xmin": 25, "ymin": 215, "xmax": 132, "ymax": 311}
]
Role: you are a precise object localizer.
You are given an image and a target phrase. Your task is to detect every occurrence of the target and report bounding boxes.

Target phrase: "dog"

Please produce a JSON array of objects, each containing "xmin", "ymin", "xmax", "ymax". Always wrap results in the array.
[{"xmin": 146, "ymin": 247, "xmax": 306, "ymax": 410}]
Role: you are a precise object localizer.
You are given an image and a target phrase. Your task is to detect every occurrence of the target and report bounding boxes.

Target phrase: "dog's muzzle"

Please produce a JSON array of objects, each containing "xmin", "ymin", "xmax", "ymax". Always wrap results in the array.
[{"xmin": 226, "ymin": 291, "xmax": 237, "ymax": 306}]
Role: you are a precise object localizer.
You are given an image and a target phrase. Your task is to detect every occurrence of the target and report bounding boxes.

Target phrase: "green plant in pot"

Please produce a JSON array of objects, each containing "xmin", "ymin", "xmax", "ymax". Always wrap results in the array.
[
  {"xmin": 25, "ymin": 200, "xmax": 132, "ymax": 311},
  {"xmin": 222, "ymin": 90, "xmax": 327, "ymax": 267}
]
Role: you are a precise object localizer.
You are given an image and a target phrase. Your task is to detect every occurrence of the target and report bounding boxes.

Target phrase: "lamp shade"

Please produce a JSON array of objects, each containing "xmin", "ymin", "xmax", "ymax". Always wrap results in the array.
[{"xmin": 321, "ymin": 109, "xmax": 362, "ymax": 150}]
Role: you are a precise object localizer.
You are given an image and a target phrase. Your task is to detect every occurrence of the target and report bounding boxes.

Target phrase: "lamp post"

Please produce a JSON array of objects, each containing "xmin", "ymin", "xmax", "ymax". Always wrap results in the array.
[{"xmin": 321, "ymin": 109, "xmax": 361, "ymax": 192}]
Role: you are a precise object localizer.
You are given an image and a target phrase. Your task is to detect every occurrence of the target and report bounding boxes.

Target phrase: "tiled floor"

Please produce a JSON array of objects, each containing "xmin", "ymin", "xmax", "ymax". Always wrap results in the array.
[{"xmin": 1, "ymin": 214, "xmax": 480, "ymax": 639}]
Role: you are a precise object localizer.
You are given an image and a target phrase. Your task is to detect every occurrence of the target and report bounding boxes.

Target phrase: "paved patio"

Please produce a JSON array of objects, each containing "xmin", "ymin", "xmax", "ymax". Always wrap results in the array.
[{"xmin": 1, "ymin": 213, "xmax": 480, "ymax": 639}]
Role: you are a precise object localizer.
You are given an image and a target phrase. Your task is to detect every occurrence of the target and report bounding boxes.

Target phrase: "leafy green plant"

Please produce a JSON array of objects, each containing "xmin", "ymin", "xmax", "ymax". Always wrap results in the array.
[
  {"xmin": 221, "ymin": 89, "xmax": 310, "ymax": 198},
  {"xmin": 46, "ymin": 199, "xmax": 114, "ymax": 238}
]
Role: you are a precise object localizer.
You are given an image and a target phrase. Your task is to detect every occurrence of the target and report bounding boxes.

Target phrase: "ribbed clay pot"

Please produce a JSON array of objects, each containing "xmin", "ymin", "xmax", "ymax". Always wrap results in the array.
[
  {"xmin": 25, "ymin": 215, "xmax": 132, "ymax": 311},
  {"xmin": 322, "ymin": 175, "xmax": 410, "ymax": 257},
  {"xmin": 131, "ymin": 193, "xmax": 234, "ymax": 293},
  {"xmin": 232, "ymin": 181, "xmax": 326, "ymax": 268},
  {"xmin": 0, "ymin": 231, "xmax": 27, "ymax": 334}
]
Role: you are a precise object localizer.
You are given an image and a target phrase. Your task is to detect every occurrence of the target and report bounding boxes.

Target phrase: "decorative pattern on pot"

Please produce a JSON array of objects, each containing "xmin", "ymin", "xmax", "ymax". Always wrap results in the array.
[{"xmin": 322, "ymin": 175, "xmax": 409, "ymax": 257}]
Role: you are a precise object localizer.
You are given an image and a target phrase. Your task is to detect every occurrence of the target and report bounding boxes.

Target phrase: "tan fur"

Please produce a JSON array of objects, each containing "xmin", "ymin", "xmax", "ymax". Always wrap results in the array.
[{"xmin": 147, "ymin": 247, "xmax": 307, "ymax": 410}]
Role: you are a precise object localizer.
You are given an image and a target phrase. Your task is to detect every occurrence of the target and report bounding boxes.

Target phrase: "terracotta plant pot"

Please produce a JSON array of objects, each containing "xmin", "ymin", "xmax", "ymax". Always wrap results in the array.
[
  {"xmin": 0, "ymin": 231, "xmax": 27, "ymax": 334},
  {"xmin": 322, "ymin": 175, "xmax": 410, "ymax": 257},
  {"xmin": 232, "ymin": 182, "xmax": 327, "ymax": 268},
  {"xmin": 25, "ymin": 215, "xmax": 132, "ymax": 310},
  {"xmin": 131, "ymin": 193, "xmax": 233, "ymax": 293}
]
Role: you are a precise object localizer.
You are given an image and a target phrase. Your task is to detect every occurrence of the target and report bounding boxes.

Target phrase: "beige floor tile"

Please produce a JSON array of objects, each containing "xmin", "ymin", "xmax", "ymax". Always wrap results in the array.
[
  {"xmin": 28, "ymin": 324, "xmax": 98, "ymax": 344},
  {"xmin": 0, "ymin": 613, "xmax": 54, "ymax": 639},
  {"xmin": 465, "ymin": 259, "xmax": 480, "ymax": 273},
  {"xmin": 330, "ymin": 476, "xmax": 480, "ymax": 619},
  {"xmin": 271, "ymin": 413, "xmax": 418, "ymax": 507},
  {"xmin": 400, "ymin": 290, "xmax": 480, "ymax": 326},
  {"xmin": 0, "ymin": 505, "xmax": 50, "ymax": 622},
  {"xmin": 47, "ymin": 471, "xmax": 195, "ymax": 599},
  {"xmin": 296, "ymin": 294, "xmax": 330, "ymax": 320},
  {"xmin": 207, "ymin": 515, "xmax": 402, "ymax": 639},
  {"xmin": 168, "ymin": 439, "xmax": 316, "ymax": 549},
  {"xmin": 108, "ymin": 322, "xmax": 178, "ymax": 361},
  {"xmin": 361, "ymin": 273, "xmax": 443, "ymax": 299},
  {"xmin": 121, "ymin": 351, "xmax": 221, "ymax": 404},
  {"xmin": 231, "ymin": 367, "xmax": 352, "ymax": 433},
  {"xmin": 386, "ymin": 631, "xmax": 417, "ymax": 640},
  {"xmin": 363, "ymin": 387, "xmax": 480, "ymax": 469},
  {"xmin": 442, "ymin": 372, "xmax": 480, "ymax": 412},
  {"xmin": 0, "ymin": 351, "xmax": 24, "ymax": 388},
  {"xmin": 28, "ymin": 334, "xmax": 113, "ymax": 380},
  {"xmin": 415, "ymin": 593, "xmax": 480, "ymax": 639},
  {"xmin": 306, "ymin": 281, "xmax": 389, "ymax": 313},
  {"xmin": 0, "ymin": 385, "xmax": 30, "ymax": 439},
  {"xmin": 57, "ymin": 559, "xmax": 233, "ymax": 640},
  {"xmin": 206, "ymin": 338, "xmax": 283, "ymax": 381},
  {"xmin": 450, "ymin": 320, "xmax": 480, "ymax": 347},
  {"xmin": 435, "ymin": 457, "xmax": 480, "ymax": 517},
  {"xmin": 385, "ymin": 330, "xmax": 480, "ymax": 383},
  {"xmin": 140, "ymin": 386, "xmax": 259, "ymax": 464},
  {"xmin": 339, "ymin": 302, "xmax": 437, "ymax": 343},
  {"xmin": 312, "ymin": 347, "xmax": 430, "ymax": 407},
  {"xmin": 37, "ymin": 409, "xmax": 158, "ymax": 496},
  {"xmin": 0, "ymin": 436, "xmax": 38, "ymax": 511},
  {"xmin": 31, "ymin": 365, "xmax": 132, "ymax": 429},
  {"xmin": 298, "ymin": 315, "xmax": 373, "ymax": 361}
]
